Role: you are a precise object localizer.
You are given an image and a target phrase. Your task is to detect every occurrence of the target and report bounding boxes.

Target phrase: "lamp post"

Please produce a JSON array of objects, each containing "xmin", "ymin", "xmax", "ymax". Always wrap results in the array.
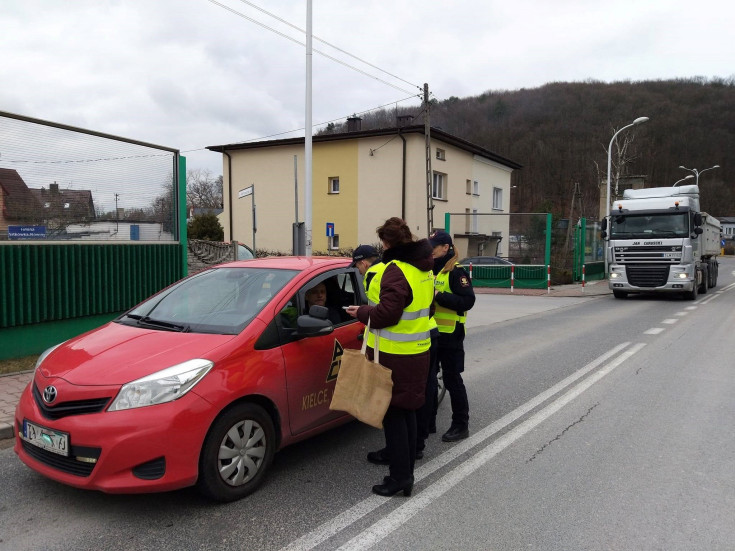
[
  {"xmin": 605, "ymin": 116, "xmax": 649, "ymax": 275},
  {"xmin": 672, "ymin": 174, "xmax": 695, "ymax": 187},
  {"xmin": 678, "ymin": 164, "xmax": 720, "ymax": 186}
]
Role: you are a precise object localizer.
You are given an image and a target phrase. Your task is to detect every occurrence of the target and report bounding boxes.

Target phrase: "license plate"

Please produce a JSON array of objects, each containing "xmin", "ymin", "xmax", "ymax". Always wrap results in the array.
[
  {"xmin": 22, "ymin": 420, "xmax": 69, "ymax": 457},
  {"xmin": 663, "ymin": 253, "xmax": 678, "ymax": 257}
]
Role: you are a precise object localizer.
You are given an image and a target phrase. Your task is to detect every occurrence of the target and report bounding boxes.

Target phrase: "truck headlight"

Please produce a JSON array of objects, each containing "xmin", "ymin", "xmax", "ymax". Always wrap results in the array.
[
  {"xmin": 108, "ymin": 359, "xmax": 213, "ymax": 411},
  {"xmin": 676, "ymin": 272, "xmax": 688, "ymax": 279},
  {"xmin": 610, "ymin": 272, "xmax": 620, "ymax": 279}
]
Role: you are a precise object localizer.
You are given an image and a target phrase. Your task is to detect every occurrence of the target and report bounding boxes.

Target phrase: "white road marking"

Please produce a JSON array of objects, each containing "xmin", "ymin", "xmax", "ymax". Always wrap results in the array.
[
  {"xmin": 684, "ymin": 306, "xmax": 697, "ymax": 310},
  {"xmin": 280, "ymin": 342, "xmax": 635, "ymax": 551},
  {"xmin": 644, "ymin": 328, "xmax": 664, "ymax": 335},
  {"xmin": 337, "ymin": 343, "xmax": 648, "ymax": 551},
  {"xmin": 675, "ymin": 311, "xmax": 688, "ymax": 316},
  {"xmin": 662, "ymin": 319, "xmax": 678, "ymax": 324}
]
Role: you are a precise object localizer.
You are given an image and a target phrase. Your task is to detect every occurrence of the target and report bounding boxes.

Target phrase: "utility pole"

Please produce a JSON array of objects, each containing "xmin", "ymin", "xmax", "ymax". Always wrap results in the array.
[
  {"xmin": 114, "ymin": 193, "xmax": 119, "ymax": 232},
  {"xmin": 563, "ymin": 182, "xmax": 583, "ymax": 262},
  {"xmin": 424, "ymin": 83, "xmax": 433, "ymax": 236}
]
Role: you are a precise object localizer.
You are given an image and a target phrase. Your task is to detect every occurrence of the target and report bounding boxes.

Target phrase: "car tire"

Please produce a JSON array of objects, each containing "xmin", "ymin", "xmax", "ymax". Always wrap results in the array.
[
  {"xmin": 197, "ymin": 402, "xmax": 276, "ymax": 502},
  {"xmin": 613, "ymin": 290, "xmax": 628, "ymax": 299}
]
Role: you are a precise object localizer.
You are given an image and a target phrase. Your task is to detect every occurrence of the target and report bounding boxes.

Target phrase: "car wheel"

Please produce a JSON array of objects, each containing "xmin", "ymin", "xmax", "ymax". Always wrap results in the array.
[{"xmin": 197, "ymin": 402, "xmax": 276, "ymax": 502}]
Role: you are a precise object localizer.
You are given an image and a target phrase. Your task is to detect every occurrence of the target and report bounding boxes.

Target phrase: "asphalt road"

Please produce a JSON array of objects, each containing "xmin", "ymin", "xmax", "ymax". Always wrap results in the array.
[{"xmin": 2, "ymin": 259, "xmax": 734, "ymax": 551}]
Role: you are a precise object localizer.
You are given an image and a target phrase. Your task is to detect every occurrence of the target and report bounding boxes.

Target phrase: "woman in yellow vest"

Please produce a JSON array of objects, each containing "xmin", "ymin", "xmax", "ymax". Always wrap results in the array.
[
  {"xmin": 346, "ymin": 217, "xmax": 434, "ymax": 497},
  {"xmin": 429, "ymin": 230, "xmax": 475, "ymax": 442}
]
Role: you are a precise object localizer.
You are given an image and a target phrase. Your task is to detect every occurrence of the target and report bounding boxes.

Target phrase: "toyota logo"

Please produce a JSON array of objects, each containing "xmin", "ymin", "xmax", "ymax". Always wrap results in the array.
[{"xmin": 43, "ymin": 386, "xmax": 58, "ymax": 404}]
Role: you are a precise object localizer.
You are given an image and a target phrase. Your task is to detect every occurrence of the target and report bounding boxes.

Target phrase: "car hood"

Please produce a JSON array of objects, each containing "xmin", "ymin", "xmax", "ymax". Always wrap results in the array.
[{"xmin": 38, "ymin": 322, "xmax": 237, "ymax": 386}]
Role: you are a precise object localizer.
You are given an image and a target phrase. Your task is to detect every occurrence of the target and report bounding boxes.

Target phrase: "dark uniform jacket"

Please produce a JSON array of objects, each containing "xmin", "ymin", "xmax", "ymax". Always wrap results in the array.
[
  {"xmin": 433, "ymin": 251, "xmax": 476, "ymax": 347},
  {"xmin": 356, "ymin": 239, "xmax": 434, "ymax": 409}
]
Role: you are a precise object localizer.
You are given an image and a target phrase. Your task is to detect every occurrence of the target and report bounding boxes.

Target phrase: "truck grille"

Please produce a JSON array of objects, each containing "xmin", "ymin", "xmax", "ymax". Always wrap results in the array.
[
  {"xmin": 626, "ymin": 265, "xmax": 670, "ymax": 287},
  {"xmin": 614, "ymin": 245, "xmax": 682, "ymax": 263}
]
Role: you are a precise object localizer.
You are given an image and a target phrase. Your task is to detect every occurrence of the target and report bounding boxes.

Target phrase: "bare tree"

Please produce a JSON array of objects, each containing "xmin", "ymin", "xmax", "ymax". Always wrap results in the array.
[{"xmin": 186, "ymin": 169, "xmax": 223, "ymax": 209}]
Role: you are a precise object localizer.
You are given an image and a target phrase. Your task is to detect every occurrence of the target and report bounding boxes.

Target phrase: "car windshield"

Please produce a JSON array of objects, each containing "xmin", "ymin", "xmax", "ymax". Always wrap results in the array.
[
  {"xmin": 117, "ymin": 267, "xmax": 298, "ymax": 335},
  {"xmin": 611, "ymin": 212, "xmax": 689, "ymax": 239}
]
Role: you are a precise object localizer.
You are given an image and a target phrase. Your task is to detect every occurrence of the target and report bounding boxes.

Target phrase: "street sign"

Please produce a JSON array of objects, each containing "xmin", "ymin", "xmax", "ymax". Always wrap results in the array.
[
  {"xmin": 8, "ymin": 226, "xmax": 46, "ymax": 240},
  {"xmin": 326, "ymin": 222, "xmax": 334, "ymax": 237},
  {"xmin": 238, "ymin": 185, "xmax": 254, "ymax": 199},
  {"xmin": 722, "ymin": 239, "xmax": 726, "ymax": 247}
]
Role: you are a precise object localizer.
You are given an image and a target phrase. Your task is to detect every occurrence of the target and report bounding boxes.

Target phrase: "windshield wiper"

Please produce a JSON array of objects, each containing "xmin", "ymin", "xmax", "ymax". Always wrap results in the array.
[{"xmin": 125, "ymin": 314, "xmax": 190, "ymax": 332}]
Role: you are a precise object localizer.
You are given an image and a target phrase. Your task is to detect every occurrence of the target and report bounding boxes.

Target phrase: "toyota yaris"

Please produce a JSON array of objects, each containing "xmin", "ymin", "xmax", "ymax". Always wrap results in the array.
[{"xmin": 15, "ymin": 257, "xmax": 366, "ymax": 501}]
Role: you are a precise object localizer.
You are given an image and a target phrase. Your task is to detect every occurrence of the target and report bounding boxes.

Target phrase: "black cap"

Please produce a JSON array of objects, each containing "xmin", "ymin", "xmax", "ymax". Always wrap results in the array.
[
  {"xmin": 350, "ymin": 244, "xmax": 379, "ymax": 266},
  {"xmin": 429, "ymin": 230, "xmax": 453, "ymax": 247}
]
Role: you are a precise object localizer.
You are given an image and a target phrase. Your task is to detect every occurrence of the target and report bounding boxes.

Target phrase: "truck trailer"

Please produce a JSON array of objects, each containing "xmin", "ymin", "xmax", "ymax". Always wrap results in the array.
[{"xmin": 602, "ymin": 185, "xmax": 721, "ymax": 300}]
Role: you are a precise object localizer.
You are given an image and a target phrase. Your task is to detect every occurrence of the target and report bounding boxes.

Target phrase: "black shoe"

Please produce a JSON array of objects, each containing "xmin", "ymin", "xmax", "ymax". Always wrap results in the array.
[
  {"xmin": 415, "ymin": 449, "xmax": 424, "ymax": 460},
  {"xmin": 367, "ymin": 448, "xmax": 390, "ymax": 465},
  {"xmin": 372, "ymin": 476, "xmax": 414, "ymax": 497},
  {"xmin": 441, "ymin": 426, "xmax": 469, "ymax": 442}
]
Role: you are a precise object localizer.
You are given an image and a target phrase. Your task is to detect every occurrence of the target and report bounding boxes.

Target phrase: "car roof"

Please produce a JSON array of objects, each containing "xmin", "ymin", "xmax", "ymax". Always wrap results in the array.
[{"xmin": 217, "ymin": 256, "xmax": 352, "ymax": 270}]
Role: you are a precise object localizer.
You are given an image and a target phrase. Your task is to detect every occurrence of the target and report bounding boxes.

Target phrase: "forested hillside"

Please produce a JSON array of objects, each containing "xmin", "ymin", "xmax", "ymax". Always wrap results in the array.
[{"xmin": 329, "ymin": 78, "xmax": 735, "ymax": 218}]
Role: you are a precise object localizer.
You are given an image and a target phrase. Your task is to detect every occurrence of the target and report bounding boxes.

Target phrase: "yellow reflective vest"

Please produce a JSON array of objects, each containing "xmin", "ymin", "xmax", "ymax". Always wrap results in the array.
[
  {"xmin": 366, "ymin": 260, "xmax": 433, "ymax": 355},
  {"xmin": 434, "ymin": 265, "xmax": 468, "ymax": 333}
]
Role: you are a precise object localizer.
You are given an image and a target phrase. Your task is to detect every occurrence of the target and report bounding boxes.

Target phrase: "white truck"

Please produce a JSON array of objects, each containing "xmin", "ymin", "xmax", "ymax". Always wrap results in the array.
[{"xmin": 602, "ymin": 184, "xmax": 721, "ymax": 300}]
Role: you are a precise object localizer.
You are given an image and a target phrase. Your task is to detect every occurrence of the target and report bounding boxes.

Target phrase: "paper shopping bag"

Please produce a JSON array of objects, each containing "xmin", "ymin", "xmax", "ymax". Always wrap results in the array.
[{"xmin": 329, "ymin": 319, "xmax": 393, "ymax": 429}]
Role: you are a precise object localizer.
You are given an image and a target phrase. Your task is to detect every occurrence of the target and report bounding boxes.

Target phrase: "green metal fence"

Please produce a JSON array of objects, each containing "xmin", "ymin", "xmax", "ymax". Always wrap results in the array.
[
  {"xmin": 444, "ymin": 212, "xmax": 551, "ymax": 288},
  {"xmin": 572, "ymin": 218, "xmax": 605, "ymax": 282}
]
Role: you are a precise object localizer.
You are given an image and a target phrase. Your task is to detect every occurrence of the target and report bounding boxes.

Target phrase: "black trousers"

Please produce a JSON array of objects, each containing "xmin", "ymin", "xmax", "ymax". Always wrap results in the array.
[
  {"xmin": 437, "ymin": 345, "xmax": 469, "ymax": 428},
  {"xmin": 382, "ymin": 406, "xmax": 417, "ymax": 481},
  {"xmin": 415, "ymin": 336, "xmax": 439, "ymax": 450}
]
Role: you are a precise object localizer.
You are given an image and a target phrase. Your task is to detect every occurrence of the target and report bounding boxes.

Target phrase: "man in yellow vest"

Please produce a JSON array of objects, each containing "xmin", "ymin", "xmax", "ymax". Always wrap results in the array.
[{"xmin": 429, "ymin": 230, "xmax": 475, "ymax": 442}]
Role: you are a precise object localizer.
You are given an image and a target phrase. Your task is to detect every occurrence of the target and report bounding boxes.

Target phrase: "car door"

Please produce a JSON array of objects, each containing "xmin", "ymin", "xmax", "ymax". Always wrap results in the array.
[{"xmin": 278, "ymin": 268, "xmax": 366, "ymax": 436}]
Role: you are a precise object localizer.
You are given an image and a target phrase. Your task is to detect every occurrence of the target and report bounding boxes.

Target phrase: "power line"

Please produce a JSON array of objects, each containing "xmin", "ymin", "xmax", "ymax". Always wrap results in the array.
[
  {"xmin": 205, "ymin": 0, "xmax": 420, "ymax": 95},
  {"xmin": 232, "ymin": 0, "xmax": 421, "ymax": 91}
]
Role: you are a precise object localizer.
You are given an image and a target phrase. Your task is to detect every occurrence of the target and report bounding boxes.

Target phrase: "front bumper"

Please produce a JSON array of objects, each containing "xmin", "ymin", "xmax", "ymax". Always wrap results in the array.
[{"xmin": 14, "ymin": 375, "xmax": 215, "ymax": 494}]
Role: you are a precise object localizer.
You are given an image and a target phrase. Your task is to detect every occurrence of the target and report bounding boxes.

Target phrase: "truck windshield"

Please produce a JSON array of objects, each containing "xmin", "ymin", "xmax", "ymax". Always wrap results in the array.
[{"xmin": 611, "ymin": 212, "xmax": 689, "ymax": 239}]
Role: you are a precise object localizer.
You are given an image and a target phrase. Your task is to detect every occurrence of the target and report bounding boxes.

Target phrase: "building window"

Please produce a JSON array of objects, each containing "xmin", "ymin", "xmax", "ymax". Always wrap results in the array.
[
  {"xmin": 329, "ymin": 234, "xmax": 340, "ymax": 250},
  {"xmin": 472, "ymin": 209, "xmax": 478, "ymax": 233},
  {"xmin": 436, "ymin": 148, "xmax": 446, "ymax": 161},
  {"xmin": 329, "ymin": 177, "xmax": 340, "ymax": 194},
  {"xmin": 473, "ymin": 180, "xmax": 480, "ymax": 196},
  {"xmin": 466, "ymin": 180, "xmax": 472, "ymax": 195},
  {"xmin": 432, "ymin": 172, "xmax": 446, "ymax": 200},
  {"xmin": 492, "ymin": 187, "xmax": 503, "ymax": 210}
]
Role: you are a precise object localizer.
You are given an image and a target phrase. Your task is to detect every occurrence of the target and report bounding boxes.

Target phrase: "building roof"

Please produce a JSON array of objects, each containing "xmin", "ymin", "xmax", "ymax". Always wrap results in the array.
[
  {"xmin": 30, "ymin": 187, "xmax": 95, "ymax": 218},
  {"xmin": 207, "ymin": 125, "xmax": 522, "ymax": 170},
  {"xmin": 0, "ymin": 168, "xmax": 42, "ymax": 222},
  {"xmin": 716, "ymin": 216, "xmax": 735, "ymax": 224}
]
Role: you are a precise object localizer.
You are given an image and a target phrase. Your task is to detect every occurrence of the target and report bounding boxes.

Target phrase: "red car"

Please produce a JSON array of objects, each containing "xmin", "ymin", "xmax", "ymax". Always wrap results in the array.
[{"xmin": 14, "ymin": 257, "xmax": 366, "ymax": 501}]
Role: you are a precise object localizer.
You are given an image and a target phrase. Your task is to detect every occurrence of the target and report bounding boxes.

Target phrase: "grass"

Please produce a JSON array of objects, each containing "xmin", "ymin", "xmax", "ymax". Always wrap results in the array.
[{"xmin": 0, "ymin": 355, "xmax": 37, "ymax": 375}]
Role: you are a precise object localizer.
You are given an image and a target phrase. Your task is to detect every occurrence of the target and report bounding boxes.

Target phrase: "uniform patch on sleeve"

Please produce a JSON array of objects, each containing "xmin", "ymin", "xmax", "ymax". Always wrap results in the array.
[{"xmin": 460, "ymin": 276, "xmax": 470, "ymax": 287}]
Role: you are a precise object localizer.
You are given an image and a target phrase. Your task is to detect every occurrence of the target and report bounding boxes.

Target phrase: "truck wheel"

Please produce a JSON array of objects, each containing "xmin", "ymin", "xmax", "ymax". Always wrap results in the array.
[
  {"xmin": 684, "ymin": 277, "xmax": 699, "ymax": 300},
  {"xmin": 699, "ymin": 266, "xmax": 708, "ymax": 294},
  {"xmin": 613, "ymin": 290, "xmax": 628, "ymax": 299},
  {"xmin": 710, "ymin": 262, "xmax": 718, "ymax": 288}
]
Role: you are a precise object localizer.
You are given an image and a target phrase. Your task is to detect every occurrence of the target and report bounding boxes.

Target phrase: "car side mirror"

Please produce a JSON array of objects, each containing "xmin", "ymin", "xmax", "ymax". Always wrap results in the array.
[
  {"xmin": 693, "ymin": 213, "xmax": 703, "ymax": 227},
  {"xmin": 296, "ymin": 312, "xmax": 334, "ymax": 336},
  {"xmin": 600, "ymin": 218, "xmax": 608, "ymax": 231},
  {"xmin": 601, "ymin": 230, "xmax": 607, "ymax": 239},
  {"xmin": 694, "ymin": 227, "xmax": 703, "ymax": 235}
]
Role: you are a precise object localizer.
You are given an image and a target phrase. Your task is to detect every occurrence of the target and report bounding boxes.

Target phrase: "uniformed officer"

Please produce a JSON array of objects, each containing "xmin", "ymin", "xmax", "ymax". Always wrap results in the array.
[
  {"xmin": 429, "ymin": 230, "xmax": 475, "ymax": 442},
  {"xmin": 350, "ymin": 244, "xmax": 380, "ymax": 278}
]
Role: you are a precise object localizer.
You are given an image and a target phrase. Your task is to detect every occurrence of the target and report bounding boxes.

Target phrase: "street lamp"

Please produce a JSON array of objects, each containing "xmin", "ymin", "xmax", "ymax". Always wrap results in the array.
[
  {"xmin": 678, "ymin": 164, "xmax": 720, "ymax": 186},
  {"xmin": 672, "ymin": 174, "xmax": 695, "ymax": 187},
  {"xmin": 605, "ymin": 116, "xmax": 649, "ymax": 274}
]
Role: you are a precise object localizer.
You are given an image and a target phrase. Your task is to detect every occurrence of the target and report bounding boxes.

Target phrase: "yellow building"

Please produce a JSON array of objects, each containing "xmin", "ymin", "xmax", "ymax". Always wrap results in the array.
[{"xmin": 207, "ymin": 122, "xmax": 521, "ymax": 257}]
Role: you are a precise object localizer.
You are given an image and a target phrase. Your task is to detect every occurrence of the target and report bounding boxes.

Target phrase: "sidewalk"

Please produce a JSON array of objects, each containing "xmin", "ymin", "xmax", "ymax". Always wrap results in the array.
[
  {"xmin": 0, "ymin": 370, "xmax": 33, "ymax": 441},
  {"xmin": 0, "ymin": 279, "xmax": 611, "ymax": 442}
]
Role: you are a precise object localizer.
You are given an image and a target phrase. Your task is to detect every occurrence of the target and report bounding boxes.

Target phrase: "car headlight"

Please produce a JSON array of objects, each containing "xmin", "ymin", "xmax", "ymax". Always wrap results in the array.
[{"xmin": 108, "ymin": 359, "xmax": 213, "ymax": 411}]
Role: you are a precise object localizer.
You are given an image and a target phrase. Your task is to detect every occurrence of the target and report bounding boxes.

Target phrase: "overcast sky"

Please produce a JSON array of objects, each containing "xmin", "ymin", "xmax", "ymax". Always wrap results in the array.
[{"xmin": 3, "ymin": 0, "xmax": 733, "ymax": 177}]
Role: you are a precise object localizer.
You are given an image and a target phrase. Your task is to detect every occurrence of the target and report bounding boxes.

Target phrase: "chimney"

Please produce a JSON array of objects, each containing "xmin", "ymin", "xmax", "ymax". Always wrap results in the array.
[
  {"xmin": 50, "ymin": 182, "xmax": 59, "ymax": 194},
  {"xmin": 396, "ymin": 115, "xmax": 413, "ymax": 127},
  {"xmin": 346, "ymin": 116, "xmax": 362, "ymax": 132}
]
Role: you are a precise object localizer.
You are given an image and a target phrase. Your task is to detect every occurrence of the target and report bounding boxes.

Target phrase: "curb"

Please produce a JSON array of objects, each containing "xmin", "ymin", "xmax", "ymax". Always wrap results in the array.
[{"xmin": 0, "ymin": 421, "xmax": 14, "ymax": 440}]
